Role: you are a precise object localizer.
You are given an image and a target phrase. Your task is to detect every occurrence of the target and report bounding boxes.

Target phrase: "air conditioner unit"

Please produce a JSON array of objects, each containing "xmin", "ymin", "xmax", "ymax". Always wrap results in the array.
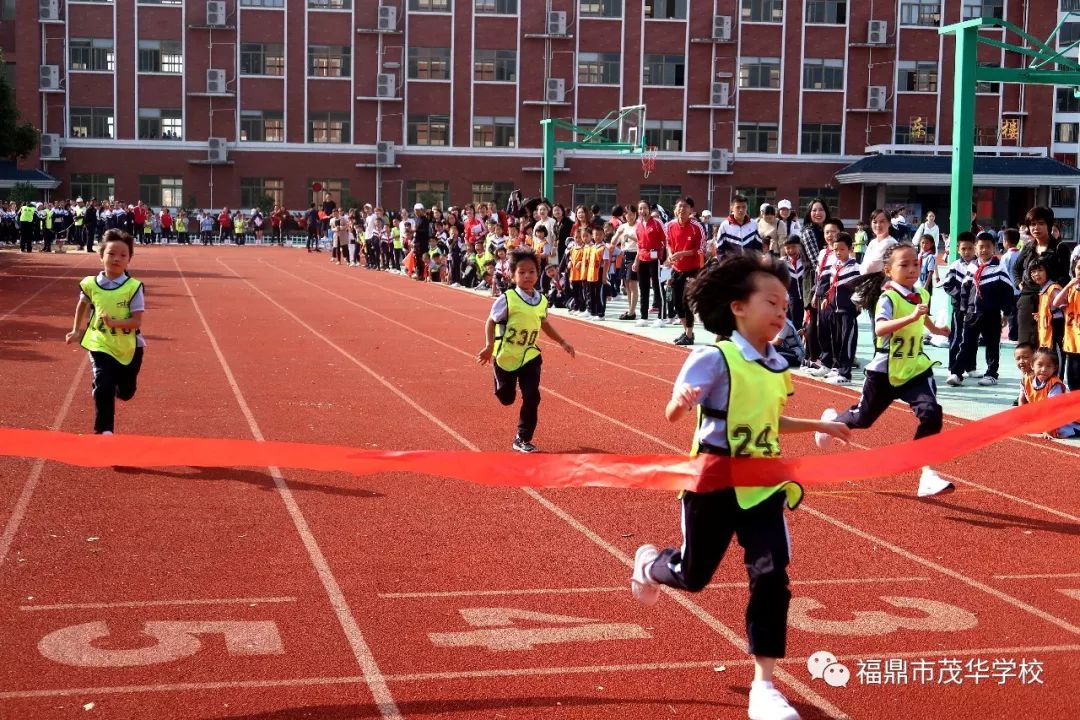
[
  {"xmin": 206, "ymin": 68, "xmax": 226, "ymax": 94},
  {"xmin": 713, "ymin": 15, "xmax": 732, "ymax": 41},
  {"xmin": 547, "ymin": 10, "xmax": 567, "ymax": 35},
  {"xmin": 376, "ymin": 141, "xmax": 395, "ymax": 166},
  {"xmin": 208, "ymin": 137, "xmax": 228, "ymax": 163},
  {"xmin": 711, "ymin": 81, "xmax": 730, "ymax": 107},
  {"xmin": 868, "ymin": 85, "xmax": 887, "ymax": 110},
  {"xmin": 376, "ymin": 73, "xmax": 395, "ymax": 98},
  {"xmin": 206, "ymin": 0, "xmax": 225, "ymax": 27},
  {"xmin": 708, "ymin": 148, "xmax": 729, "ymax": 173},
  {"xmin": 377, "ymin": 5, "xmax": 397, "ymax": 31},
  {"xmin": 39, "ymin": 65, "xmax": 60, "ymax": 91},
  {"xmin": 40, "ymin": 133, "xmax": 61, "ymax": 160},
  {"xmin": 867, "ymin": 20, "xmax": 887, "ymax": 45},
  {"xmin": 39, "ymin": 0, "xmax": 59, "ymax": 21},
  {"xmin": 546, "ymin": 78, "xmax": 565, "ymax": 103}
]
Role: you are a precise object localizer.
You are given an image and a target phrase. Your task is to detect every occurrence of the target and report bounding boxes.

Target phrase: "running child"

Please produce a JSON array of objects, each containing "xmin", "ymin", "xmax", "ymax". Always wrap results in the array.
[
  {"xmin": 64, "ymin": 229, "xmax": 145, "ymax": 435},
  {"xmin": 817, "ymin": 243, "xmax": 955, "ymax": 497},
  {"xmin": 1050, "ymin": 255, "xmax": 1080, "ymax": 390},
  {"xmin": 1019, "ymin": 348, "xmax": 1078, "ymax": 439},
  {"xmin": 476, "ymin": 248, "xmax": 575, "ymax": 453},
  {"xmin": 631, "ymin": 253, "xmax": 850, "ymax": 720}
]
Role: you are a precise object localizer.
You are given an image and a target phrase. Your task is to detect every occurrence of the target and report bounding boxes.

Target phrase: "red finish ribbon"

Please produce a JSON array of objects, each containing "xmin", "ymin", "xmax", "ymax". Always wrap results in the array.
[{"xmin": 0, "ymin": 392, "xmax": 1077, "ymax": 492}]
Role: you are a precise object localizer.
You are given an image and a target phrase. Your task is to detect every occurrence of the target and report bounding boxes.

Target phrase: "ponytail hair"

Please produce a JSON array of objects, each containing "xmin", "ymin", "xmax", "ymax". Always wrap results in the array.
[{"xmin": 847, "ymin": 243, "xmax": 916, "ymax": 312}]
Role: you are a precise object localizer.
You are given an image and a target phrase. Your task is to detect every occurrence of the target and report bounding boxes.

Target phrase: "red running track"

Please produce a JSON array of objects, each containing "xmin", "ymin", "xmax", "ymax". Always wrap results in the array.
[{"xmin": 0, "ymin": 246, "xmax": 1077, "ymax": 720}]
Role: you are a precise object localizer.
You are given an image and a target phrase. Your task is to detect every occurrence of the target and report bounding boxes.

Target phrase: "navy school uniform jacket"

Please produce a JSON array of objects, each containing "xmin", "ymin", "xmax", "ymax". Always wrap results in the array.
[
  {"xmin": 785, "ymin": 257, "xmax": 805, "ymax": 304},
  {"xmin": 942, "ymin": 258, "xmax": 976, "ymax": 313},
  {"xmin": 815, "ymin": 257, "xmax": 861, "ymax": 314},
  {"xmin": 962, "ymin": 256, "xmax": 1016, "ymax": 319}
]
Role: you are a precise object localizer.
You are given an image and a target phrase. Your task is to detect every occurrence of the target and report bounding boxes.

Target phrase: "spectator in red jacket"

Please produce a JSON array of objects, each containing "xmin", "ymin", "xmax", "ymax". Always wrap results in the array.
[
  {"xmin": 218, "ymin": 206, "xmax": 233, "ymax": 243},
  {"xmin": 664, "ymin": 198, "xmax": 707, "ymax": 346},
  {"xmin": 635, "ymin": 199, "xmax": 666, "ymax": 325}
]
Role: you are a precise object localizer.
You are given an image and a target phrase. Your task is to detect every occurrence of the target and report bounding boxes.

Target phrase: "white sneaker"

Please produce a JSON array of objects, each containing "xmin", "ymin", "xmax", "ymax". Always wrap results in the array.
[
  {"xmin": 814, "ymin": 408, "xmax": 838, "ymax": 449},
  {"xmin": 652, "ymin": 318, "xmax": 667, "ymax": 328},
  {"xmin": 809, "ymin": 365, "xmax": 832, "ymax": 378},
  {"xmin": 100, "ymin": 431, "xmax": 114, "ymax": 436},
  {"xmin": 946, "ymin": 374, "xmax": 963, "ymax": 386},
  {"xmin": 631, "ymin": 544, "xmax": 661, "ymax": 606},
  {"xmin": 917, "ymin": 467, "xmax": 955, "ymax": 497},
  {"xmin": 978, "ymin": 376, "xmax": 997, "ymax": 386},
  {"xmin": 635, "ymin": 318, "xmax": 650, "ymax": 327},
  {"xmin": 826, "ymin": 375, "xmax": 851, "ymax": 385},
  {"xmin": 748, "ymin": 683, "xmax": 801, "ymax": 720},
  {"xmin": 591, "ymin": 316, "xmax": 605, "ymax": 322}
]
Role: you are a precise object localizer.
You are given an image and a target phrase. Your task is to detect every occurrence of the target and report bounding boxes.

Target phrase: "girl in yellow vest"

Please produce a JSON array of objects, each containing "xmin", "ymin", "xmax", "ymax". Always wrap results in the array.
[
  {"xmin": 476, "ymin": 248, "xmax": 575, "ymax": 453},
  {"xmin": 1019, "ymin": 348, "xmax": 1078, "ymax": 438},
  {"xmin": 631, "ymin": 253, "xmax": 849, "ymax": 720},
  {"xmin": 1050, "ymin": 256, "xmax": 1080, "ymax": 390},
  {"xmin": 64, "ymin": 229, "xmax": 145, "ymax": 435},
  {"xmin": 816, "ymin": 243, "xmax": 954, "ymax": 497}
]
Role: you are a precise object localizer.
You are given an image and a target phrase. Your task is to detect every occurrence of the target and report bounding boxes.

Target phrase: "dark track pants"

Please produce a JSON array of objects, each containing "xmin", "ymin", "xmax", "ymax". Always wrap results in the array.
[
  {"xmin": 954, "ymin": 311, "xmax": 1001, "ymax": 378},
  {"xmin": 90, "ymin": 347, "xmax": 144, "ymax": 434},
  {"xmin": 493, "ymin": 356, "xmax": 541, "ymax": 443},
  {"xmin": 837, "ymin": 367, "xmax": 942, "ymax": 440}
]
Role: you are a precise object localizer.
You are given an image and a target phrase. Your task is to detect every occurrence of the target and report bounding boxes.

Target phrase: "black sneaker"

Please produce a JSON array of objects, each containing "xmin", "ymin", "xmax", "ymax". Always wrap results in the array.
[
  {"xmin": 674, "ymin": 334, "xmax": 694, "ymax": 346},
  {"xmin": 673, "ymin": 332, "xmax": 687, "ymax": 344},
  {"xmin": 512, "ymin": 437, "xmax": 538, "ymax": 453}
]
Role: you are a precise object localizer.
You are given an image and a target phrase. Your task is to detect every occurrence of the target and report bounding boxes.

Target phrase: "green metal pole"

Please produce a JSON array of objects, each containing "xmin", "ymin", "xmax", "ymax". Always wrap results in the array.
[
  {"xmin": 541, "ymin": 119, "xmax": 556, "ymax": 202},
  {"xmin": 949, "ymin": 25, "xmax": 978, "ymax": 262}
]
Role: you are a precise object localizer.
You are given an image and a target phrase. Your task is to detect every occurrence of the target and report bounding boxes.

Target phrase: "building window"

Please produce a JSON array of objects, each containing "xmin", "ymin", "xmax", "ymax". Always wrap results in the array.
[
  {"xmin": 639, "ymin": 184, "xmax": 682, "ymax": 209},
  {"xmin": 800, "ymin": 123, "xmax": 841, "ymax": 154},
  {"xmin": 644, "ymin": 119, "xmax": 683, "ymax": 151},
  {"xmin": 798, "ymin": 188, "xmax": 839, "ymax": 215},
  {"xmin": 578, "ymin": 52, "xmax": 620, "ymax": 85},
  {"xmin": 1060, "ymin": 22, "xmax": 1080, "ymax": 45},
  {"xmin": 737, "ymin": 123, "xmax": 778, "ymax": 153},
  {"xmin": 1056, "ymin": 122, "xmax": 1079, "ymax": 143},
  {"xmin": 138, "ymin": 108, "xmax": 182, "ymax": 140},
  {"xmin": 899, "ymin": 1, "xmax": 940, "ymax": 26},
  {"xmin": 741, "ymin": 0, "xmax": 782, "ymax": 22},
  {"xmin": 895, "ymin": 120, "xmax": 935, "ymax": 144},
  {"xmin": 1058, "ymin": 219, "xmax": 1076, "ymax": 240},
  {"xmin": 974, "ymin": 126, "xmax": 998, "ymax": 145},
  {"xmin": 580, "ymin": 0, "xmax": 621, "ymax": 17},
  {"xmin": 576, "ymin": 119, "xmax": 619, "ymax": 143},
  {"xmin": 474, "ymin": 49, "xmax": 516, "ymax": 82},
  {"xmin": 240, "ymin": 111, "xmax": 285, "ymax": 142},
  {"xmin": 1050, "ymin": 186, "xmax": 1077, "ymax": 206},
  {"xmin": 572, "ymin": 184, "xmax": 618, "ymax": 211},
  {"xmin": 308, "ymin": 0, "xmax": 350, "ymax": 7},
  {"xmin": 137, "ymin": 40, "xmax": 183, "ymax": 73},
  {"xmin": 240, "ymin": 178, "xmax": 285, "ymax": 209},
  {"xmin": 961, "ymin": 0, "xmax": 1003, "ymax": 20},
  {"xmin": 735, "ymin": 187, "xmax": 776, "ymax": 213},
  {"xmin": 69, "ymin": 39, "xmax": 114, "ymax": 72},
  {"xmin": 308, "ymin": 179, "xmax": 350, "ymax": 208},
  {"xmin": 240, "ymin": 44, "xmax": 285, "ymax": 76},
  {"xmin": 806, "ymin": 0, "xmax": 845, "ymax": 23},
  {"xmin": 69, "ymin": 107, "xmax": 114, "ymax": 139},
  {"xmin": 472, "ymin": 116, "xmax": 516, "ymax": 147},
  {"xmin": 472, "ymin": 181, "xmax": 515, "ymax": 207},
  {"xmin": 408, "ymin": 47, "xmax": 451, "ymax": 80},
  {"xmin": 70, "ymin": 174, "xmax": 115, "ymax": 201},
  {"xmin": 1064, "ymin": 0, "xmax": 1080, "ymax": 11},
  {"xmin": 644, "ymin": 0, "xmax": 686, "ymax": 19},
  {"xmin": 475, "ymin": 0, "xmax": 516, "ymax": 11},
  {"xmin": 407, "ymin": 181, "xmax": 450, "ymax": 209},
  {"xmin": 241, "ymin": 0, "xmax": 284, "ymax": 6},
  {"xmin": 139, "ymin": 176, "xmax": 183, "ymax": 209},
  {"xmin": 898, "ymin": 61, "xmax": 937, "ymax": 92},
  {"xmin": 643, "ymin": 54, "xmax": 685, "ymax": 86},
  {"xmin": 408, "ymin": 0, "xmax": 450, "ymax": 10},
  {"xmin": 1058, "ymin": 88, "xmax": 1080, "ymax": 113},
  {"xmin": 739, "ymin": 57, "xmax": 781, "ymax": 89},
  {"xmin": 308, "ymin": 113, "xmax": 350, "ymax": 143},
  {"xmin": 308, "ymin": 45, "xmax": 350, "ymax": 78},
  {"xmin": 802, "ymin": 58, "xmax": 843, "ymax": 89},
  {"xmin": 408, "ymin": 114, "xmax": 450, "ymax": 145}
]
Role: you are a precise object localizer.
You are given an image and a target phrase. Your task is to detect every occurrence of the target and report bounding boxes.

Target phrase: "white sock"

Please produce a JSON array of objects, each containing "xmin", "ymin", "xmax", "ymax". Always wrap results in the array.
[{"xmin": 751, "ymin": 680, "xmax": 774, "ymax": 691}]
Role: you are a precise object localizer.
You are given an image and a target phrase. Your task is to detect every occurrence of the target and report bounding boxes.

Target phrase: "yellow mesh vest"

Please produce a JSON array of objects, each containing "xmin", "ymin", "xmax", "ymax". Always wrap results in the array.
[
  {"xmin": 877, "ymin": 288, "xmax": 936, "ymax": 387},
  {"xmin": 494, "ymin": 290, "xmax": 547, "ymax": 371},
  {"xmin": 79, "ymin": 276, "xmax": 142, "ymax": 365}
]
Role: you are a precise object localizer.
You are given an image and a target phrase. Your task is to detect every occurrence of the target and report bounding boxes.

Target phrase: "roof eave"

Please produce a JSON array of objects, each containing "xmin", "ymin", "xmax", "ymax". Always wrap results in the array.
[{"xmin": 835, "ymin": 172, "xmax": 1080, "ymax": 187}]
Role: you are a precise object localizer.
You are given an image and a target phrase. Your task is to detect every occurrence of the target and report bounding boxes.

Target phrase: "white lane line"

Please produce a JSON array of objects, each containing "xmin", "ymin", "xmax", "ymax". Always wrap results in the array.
[
  {"xmin": 227, "ymin": 260, "xmax": 849, "ymax": 720},
  {"xmin": 174, "ymin": 258, "xmax": 402, "ymax": 720},
  {"xmin": 20, "ymin": 596, "xmax": 298, "ymax": 612},
  {"xmin": 379, "ymin": 577, "xmax": 933, "ymax": 599},
  {"xmin": 0, "ymin": 255, "xmax": 94, "ymax": 326},
  {"xmin": 0, "ymin": 362, "xmax": 86, "ymax": 568},
  {"xmin": 994, "ymin": 573, "xmax": 1080, "ymax": 580}
]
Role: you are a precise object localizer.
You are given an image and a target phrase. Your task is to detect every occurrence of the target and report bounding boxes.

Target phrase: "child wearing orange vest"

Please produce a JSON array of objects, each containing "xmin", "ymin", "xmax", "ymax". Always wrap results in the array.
[
  {"xmin": 1050, "ymin": 255, "xmax": 1080, "ymax": 391},
  {"xmin": 568, "ymin": 229, "xmax": 588, "ymax": 315},
  {"xmin": 1019, "ymin": 348, "xmax": 1078, "ymax": 438},
  {"xmin": 1030, "ymin": 258, "xmax": 1064, "ymax": 372},
  {"xmin": 586, "ymin": 226, "xmax": 610, "ymax": 321}
]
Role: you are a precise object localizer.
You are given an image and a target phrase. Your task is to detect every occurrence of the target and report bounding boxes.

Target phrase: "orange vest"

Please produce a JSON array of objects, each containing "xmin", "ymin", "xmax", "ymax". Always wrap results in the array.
[
  {"xmin": 1022, "ymin": 374, "xmax": 1066, "ymax": 404},
  {"xmin": 1063, "ymin": 285, "xmax": 1080, "ymax": 354},
  {"xmin": 586, "ymin": 244, "xmax": 604, "ymax": 283},
  {"xmin": 1037, "ymin": 283, "xmax": 1062, "ymax": 349},
  {"xmin": 569, "ymin": 245, "xmax": 585, "ymax": 282}
]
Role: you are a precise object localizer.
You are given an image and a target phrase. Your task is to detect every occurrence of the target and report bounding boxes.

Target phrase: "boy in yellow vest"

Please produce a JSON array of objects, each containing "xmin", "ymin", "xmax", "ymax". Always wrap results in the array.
[
  {"xmin": 64, "ymin": 229, "xmax": 145, "ymax": 435},
  {"xmin": 476, "ymin": 248, "xmax": 575, "ymax": 452},
  {"xmin": 631, "ymin": 253, "xmax": 849, "ymax": 720}
]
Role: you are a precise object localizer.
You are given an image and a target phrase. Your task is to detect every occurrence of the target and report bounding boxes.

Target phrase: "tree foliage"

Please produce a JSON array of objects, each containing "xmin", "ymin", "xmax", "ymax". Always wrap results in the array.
[{"xmin": 0, "ymin": 53, "xmax": 39, "ymax": 160}]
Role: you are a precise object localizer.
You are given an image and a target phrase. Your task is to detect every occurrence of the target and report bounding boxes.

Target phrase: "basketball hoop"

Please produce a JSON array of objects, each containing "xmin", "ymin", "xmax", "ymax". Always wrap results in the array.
[{"xmin": 641, "ymin": 146, "xmax": 658, "ymax": 179}]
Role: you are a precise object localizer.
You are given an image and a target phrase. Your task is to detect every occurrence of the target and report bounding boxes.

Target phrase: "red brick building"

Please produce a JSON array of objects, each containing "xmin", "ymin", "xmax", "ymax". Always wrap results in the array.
[{"xmin": 7, "ymin": 0, "xmax": 1080, "ymax": 231}]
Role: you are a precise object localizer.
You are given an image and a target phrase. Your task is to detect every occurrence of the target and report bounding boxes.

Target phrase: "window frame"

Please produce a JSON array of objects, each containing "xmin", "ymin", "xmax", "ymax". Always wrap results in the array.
[
  {"xmin": 802, "ymin": 57, "xmax": 844, "ymax": 90},
  {"xmin": 69, "ymin": 38, "xmax": 115, "ymax": 73},
  {"xmin": 240, "ymin": 43, "xmax": 285, "ymax": 77},
  {"xmin": 572, "ymin": 184, "xmax": 618, "ymax": 211},
  {"xmin": 898, "ymin": 61, "xmax": 938, "ymax": 93},
  {"xmin": 799, "ymin": 122, "xmax": 842, "ymax": 154},
  {"xmin": 899, "ymin": 0, "xmax": 940, "ymax": 27},
  {"xmin": 307, "ymin": 112, "xmax": 351, "ymax": 143},
  {"xmin": 805, "ymin": 0, "xmax": 846, "ymax": 24},
  {"xmin": 408, "ymin": 0, "xmax": 451, "ymax": 11},
  {"xmin": 473, "ymin": 49, "xmax": 517, "ymax": 82},
  {"xmin": 137, "ymin": 108, "xmax": 183, "ymax": 140},
  {"xmin": 643, "ymin": 119, "xmax": 684, "ymax": 152},
  {"xmin": 408, "ymin": 47, "xmax": 452, "ymax": 80},
  {"xmin": 472, "ymin": 181, "xmax": 515, "ymax": 207},
  {"xmin": 739, "ymin": 56, "xmax": 782, "ymax": 90},
  {"xmin": 644, "ymin": 0, "xmax": 687, "ymax": 20},
  {"xmin": 307, "ymin": 45, "xmax": 351, "ymax": 78},
  {"xmin": 138, "ymin": 175, "xmax": 183, "ymax": 209},
  {"xmin": 70, "ymin": 173, "xmax": 115, "ymax": 202},
  {"xmin": 577, "ymin": 52, "xmax": 621, "ymax": 85},
  {"xmin": 407, "ymin": 114, "xmax": 451, "ymax": 146},
  {"xmin": 137, "ymin": 40, "xmax": 183, "ymax": 74},
  {"xmin": 69, "ymin": 106, "xmax": 114, "ymax": 139},
  {"xmin": 736, "ymin": 122, "xmax": 779, "ymax": 153},
  {"xmin": 474, "ymin": 0, "xmax": 516, "ymax": 12},
  {"xmin": 472, "ymin": 115, "xmax": 517, "ymax": 147},
  {"xmin": 579, "ymin": 0, "xmax": 621, "ymax": 18},
  {"xmin": 240, "ymin": 178, "xmax": 286, "ymax": 209},
  {"xmin": 740, "ymin": 0, "xmax": 783, "ymax": 23},
  {"xmin": 407, "ymin": 180, "xmax": 451, "ymax": 210},
  {"xmin": 642, "ymin": 53, "xmax": 685, "ymax": 86}
]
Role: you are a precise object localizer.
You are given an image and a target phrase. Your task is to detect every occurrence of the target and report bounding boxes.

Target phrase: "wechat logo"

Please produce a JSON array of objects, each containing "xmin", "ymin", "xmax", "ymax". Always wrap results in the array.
[{"xmin": 808, "ymin": 650, "xmax": 850, "ymax": 688}]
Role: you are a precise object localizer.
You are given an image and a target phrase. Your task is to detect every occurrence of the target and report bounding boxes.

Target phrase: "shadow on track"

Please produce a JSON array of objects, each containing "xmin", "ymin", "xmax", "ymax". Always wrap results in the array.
[{"xmin": 110, "ymin": 465, "xmax": 383, "ymax": 499}]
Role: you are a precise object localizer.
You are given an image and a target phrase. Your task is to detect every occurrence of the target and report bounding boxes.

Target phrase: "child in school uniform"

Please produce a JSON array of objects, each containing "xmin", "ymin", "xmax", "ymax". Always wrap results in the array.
[
  {"xmin": 782, "ymin": 237, "xmax": 805, "ymax": 331},
  {"xmin": 476, "ymin": 249, "xmax": 575, "ymax": 453},
  {"xmin": 947, "ymin": 231, "xmax": 1015, "ymax": 387},
  {"xmin": 817, "ymin": 243, "xmax": 955, "ymax": 497},
  {"xmin": 941, "ymin": 232, "xmax": 978, "ymax": 384},
  {"xmin": 64, "ymin": 229, "xmax": 146, "ymax": 435},
  {"xmin": 1019, "ymin": 348, "xmax": 1079, "ymax": 439},
  {"xmin": 1001, "ymin": 229, "xmax": 1023, "ymax": 342},
  {"xmin": 1050, "ymin": 256, "xmax": 1080, "ymax": 391},
  {"xmin": 631, "ymin": 253, "xmax": 850, "ymax": 720},
  {"xmin": 815, "ymin": 232, "xmax": 860, "ymax": 384},
  {"xmin": 1030, "ymin": 258, "xmax": 1065, "ymax": 372}
]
